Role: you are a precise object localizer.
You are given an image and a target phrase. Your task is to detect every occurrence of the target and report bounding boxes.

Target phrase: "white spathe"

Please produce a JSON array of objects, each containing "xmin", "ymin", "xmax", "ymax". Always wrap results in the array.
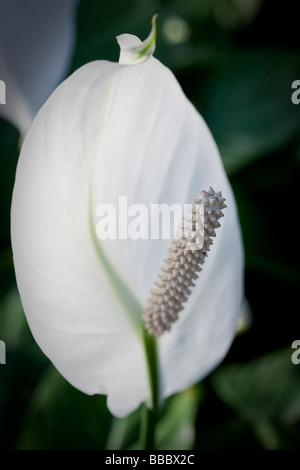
[
  {"xmin": 0, "ymin": 0, "xmax": 78, "ymax": 135},
  {"xmin": 11, "ymin": 33, "xmax": 244, "ymax": 418}
]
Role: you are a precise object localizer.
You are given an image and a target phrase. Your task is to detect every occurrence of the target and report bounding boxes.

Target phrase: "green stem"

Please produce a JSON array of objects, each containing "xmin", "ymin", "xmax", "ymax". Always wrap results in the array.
[{"xmin": 142, "ymin": 329, "xmax": 159, "ymax": 449}]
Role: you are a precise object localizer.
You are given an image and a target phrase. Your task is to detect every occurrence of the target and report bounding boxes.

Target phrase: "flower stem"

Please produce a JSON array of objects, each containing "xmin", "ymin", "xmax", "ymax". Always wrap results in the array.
[{"xmin": 142, "ymin": 329, "xmax": 159, "ymax": 449}]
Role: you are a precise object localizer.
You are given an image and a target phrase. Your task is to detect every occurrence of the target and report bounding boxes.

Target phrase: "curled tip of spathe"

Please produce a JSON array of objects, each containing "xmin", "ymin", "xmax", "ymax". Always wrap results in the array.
[
  {"xmin": 117, "ymin": 14, "xmax": 158, "ymax": 66},
  {"xmin": 152, "ymin": 13, "xmax": 159, "ymax": 30}
]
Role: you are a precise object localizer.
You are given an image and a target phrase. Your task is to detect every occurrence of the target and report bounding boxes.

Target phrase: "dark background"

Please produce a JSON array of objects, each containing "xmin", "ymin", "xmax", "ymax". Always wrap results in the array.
[{"xmin": 0, "ymin": 0, "xmax": 299, "ymax": 450}]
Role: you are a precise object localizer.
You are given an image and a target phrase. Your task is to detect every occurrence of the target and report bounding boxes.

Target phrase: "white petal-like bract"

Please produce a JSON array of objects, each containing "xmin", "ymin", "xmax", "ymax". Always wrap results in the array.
[
  {"xmin": 0, "ymin": 0, "xmax": 78, "ymax": 135},
  {"xmin": 11, "ymin": 34, "xmax": 243, "ymax": 417}
]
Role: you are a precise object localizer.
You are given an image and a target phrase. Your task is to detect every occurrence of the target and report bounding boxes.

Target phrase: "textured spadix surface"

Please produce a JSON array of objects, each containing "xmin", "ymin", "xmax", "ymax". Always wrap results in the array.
[
  {"xmin": 144, "ymin": 187, "xmax": 227, "ymax": 337},
  {"xmin": 11, "ymin": 34, "xmax": 244, "ymax": 417}
]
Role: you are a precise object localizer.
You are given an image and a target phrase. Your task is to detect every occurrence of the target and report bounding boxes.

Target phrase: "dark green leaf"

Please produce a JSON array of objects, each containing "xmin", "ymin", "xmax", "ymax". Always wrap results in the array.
[
  {"xmin": 156, "ymin": 387, "xmax": 200, "ymax": 450},
  {"xmin": 202, "ymin": 51, "xmax": 300, "ymax": 174},
  {"xmin": 17, "ymin": 367, "xmax": 112, "ymax": 450},
  {"xmin": 212, "ymin": 348, "xmax": 300, "ymax": 423}
]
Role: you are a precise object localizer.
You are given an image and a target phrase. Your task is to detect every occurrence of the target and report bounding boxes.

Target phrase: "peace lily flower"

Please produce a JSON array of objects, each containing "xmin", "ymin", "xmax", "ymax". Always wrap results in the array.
[
  {"xmin": 11, "ymin": 17, "xmax": 244, "ymax": 419},
  {"xmin": 0, "ymin": 0, "xmax": 78, "ymax": 135}
]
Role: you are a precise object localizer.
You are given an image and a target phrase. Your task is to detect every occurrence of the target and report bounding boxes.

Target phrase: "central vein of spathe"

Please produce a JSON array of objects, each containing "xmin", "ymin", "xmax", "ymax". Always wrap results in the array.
[
  {"xmin": 86, "ymin": 17, "xmax": 159, "ymax": 330},
  {"xmin": 89, "ymin": 204, "xmax": 144, "ymax": 331},
  {"xmin": 88, "ymin": 202, "xmax": 159, "ymax": 414},
  {"xmin": 86, "ymin": 14, "xmax": 159, "ymax": 330},
  {"xmin": 86, "ymin": 17, "xmax": 161, "ymax": 413}
]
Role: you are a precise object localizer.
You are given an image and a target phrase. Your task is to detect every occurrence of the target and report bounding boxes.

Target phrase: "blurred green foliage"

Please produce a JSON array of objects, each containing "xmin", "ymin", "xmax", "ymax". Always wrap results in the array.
[{"xmin": 0, "ymin": 0, "xmax": 299, "ymax": 449}]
